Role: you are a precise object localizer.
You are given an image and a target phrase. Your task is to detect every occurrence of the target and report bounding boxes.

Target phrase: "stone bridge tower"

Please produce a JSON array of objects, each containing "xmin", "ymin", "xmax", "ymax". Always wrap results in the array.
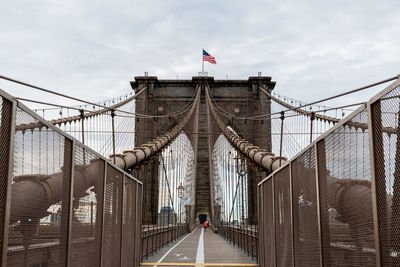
[{"xmin": 131, "ymin": 75, "xmax": 275, "ymax": 225}]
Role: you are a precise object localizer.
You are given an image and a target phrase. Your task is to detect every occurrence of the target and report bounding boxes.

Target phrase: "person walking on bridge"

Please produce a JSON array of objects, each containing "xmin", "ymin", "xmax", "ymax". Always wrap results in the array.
[{"xmin": 203, "ymin": 220, "xmax": 207, "ymax": 231}]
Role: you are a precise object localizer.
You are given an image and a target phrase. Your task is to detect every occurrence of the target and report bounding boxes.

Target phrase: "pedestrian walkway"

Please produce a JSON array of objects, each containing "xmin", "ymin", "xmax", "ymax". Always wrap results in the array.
[{"xmin": 141, "ymin": 226, "xmax": 257, "ymax": 266}]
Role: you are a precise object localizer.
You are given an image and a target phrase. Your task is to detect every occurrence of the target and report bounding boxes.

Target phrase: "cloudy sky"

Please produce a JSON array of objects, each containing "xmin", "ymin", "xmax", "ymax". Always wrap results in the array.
[{"xmin": 1, "ymin": 0, "xmax": 399, "ymax": 108}]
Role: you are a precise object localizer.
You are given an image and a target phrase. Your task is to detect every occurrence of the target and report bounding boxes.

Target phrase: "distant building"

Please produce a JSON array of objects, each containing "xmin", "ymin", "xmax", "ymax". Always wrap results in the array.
[
  {"xmin": 50, "ymin": 208, "xmax": 62, "ymax": 223},
  {"xmin": 74, "ymin": 202, "xmax": 96, "ymax": 223},
  {"xmin": 157, "ymin": 206, "xmax": 176, "ymax": 225}
]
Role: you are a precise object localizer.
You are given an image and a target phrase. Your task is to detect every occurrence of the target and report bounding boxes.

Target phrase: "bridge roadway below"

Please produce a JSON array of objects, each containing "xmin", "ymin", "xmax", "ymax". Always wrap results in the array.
[{"xmin": 141, "ymin": 226, "xmax": 257, "ymax": 266}]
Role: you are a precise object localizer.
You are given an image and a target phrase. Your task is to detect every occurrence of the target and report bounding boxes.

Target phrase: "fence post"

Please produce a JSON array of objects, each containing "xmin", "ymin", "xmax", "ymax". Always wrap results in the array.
[
  {"xmin": 257, "ymin": 185, "xmax": 263, "ymax": 265},
  {"xmin": 367, "ymin": 101, "xmax": 383, "ymax": 267},
  {"xmin": 79, "ymin": 109, "xmax": 87, "ymax": 166},
  {"xmin": 315, "ymin": 141, "xmax": 330, "ymax": 267},
  {"xmin": 100, "ymin": 162, "xmax": 108, "ymax": 267},
  {"xmin": 140, "ymin": 184, "xmax": 144, "ymax": 265},
  {"xmin": 79, "ymin": 109, "xmax": 85, "ymax": 144},
  {"xmin": 111, "ymin": 109, "xmax": 116, "ymax": 164},
  {"xmin": 120, "ymin": 174, "xmax": 126, "ymax": 267},
  {"xmin": 289, "ymin": 162, "xmax": 295, "ymax": 267},
  {"xmin": 310, "ymin": 112, "xmax": 315, "ymax": 143},
  {"xmin": 65, "ymin": 138, "xmax": 75, "ymax": 267},
  {"xmin": 1, "ymin": 97, "xmax": 16, "ymax": 266},
  {"xmin": 272, "ymin": 175, "xmax": 277, "ymax": 267},
  {"xmin": 136, "ymin": 182, "xmax": 140, "ymax": 267},
  {"xmin": 279, "ymin": 111, "xmax": 285, "ymax": 166}
]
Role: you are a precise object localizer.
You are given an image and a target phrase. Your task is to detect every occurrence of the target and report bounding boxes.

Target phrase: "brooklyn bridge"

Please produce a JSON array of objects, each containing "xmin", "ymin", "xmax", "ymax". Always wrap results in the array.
[{"xmin": 0, "ymin": 73, "xmax": 399, "ymax": 266}]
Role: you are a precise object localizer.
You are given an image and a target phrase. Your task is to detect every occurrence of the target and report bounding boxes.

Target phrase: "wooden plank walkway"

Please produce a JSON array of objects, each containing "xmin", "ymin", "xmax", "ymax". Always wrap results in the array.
[{"xmin": 142, "ymin": 227, "xmax": 257, "ymax": 266}]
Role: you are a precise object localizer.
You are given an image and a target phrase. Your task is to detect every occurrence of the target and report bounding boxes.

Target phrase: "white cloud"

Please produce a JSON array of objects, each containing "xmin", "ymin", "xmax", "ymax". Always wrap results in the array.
[{"xmin": 0, "ymin": 0, "xmax": 399, "ymax": 108}]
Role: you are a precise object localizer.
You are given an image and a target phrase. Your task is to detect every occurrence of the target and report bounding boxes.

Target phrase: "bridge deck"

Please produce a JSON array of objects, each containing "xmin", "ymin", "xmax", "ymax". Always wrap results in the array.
[{"xmin": 142, "ymin": 227, "xmax": 257, "ymax": 266}]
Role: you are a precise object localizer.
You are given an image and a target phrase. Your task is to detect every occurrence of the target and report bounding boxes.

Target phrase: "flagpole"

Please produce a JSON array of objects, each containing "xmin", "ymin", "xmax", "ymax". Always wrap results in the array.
[{"xmin": 202, "ymin": 48, "xmax": 204, "ymax": 74}]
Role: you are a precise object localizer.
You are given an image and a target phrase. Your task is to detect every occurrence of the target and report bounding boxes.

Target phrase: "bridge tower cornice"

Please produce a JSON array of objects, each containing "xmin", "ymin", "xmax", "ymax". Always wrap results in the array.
[
  {"xmin": 192, "ymin": 76, "xmax": 215, "ymax": 87},
  {"xmin": 248, "ymin": 76, "xmax": 276, "ymax": 98}
]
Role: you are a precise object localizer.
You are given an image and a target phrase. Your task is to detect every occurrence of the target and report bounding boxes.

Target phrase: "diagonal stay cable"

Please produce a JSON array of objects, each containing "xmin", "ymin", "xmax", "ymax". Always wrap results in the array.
[
  {"xmin": 110, "ymin": 85, "xmax": 201, "ymax": 171},
  {"xmin": 282, "ymin": 75, "xmax": 398, "ymax": 111},
  {"xmin": 259, "ymin": 85, "xmax": 341, "ymax": 123},
  {"xmin": 259, "ymin": 85, "xmax": 399, "ymax": 134},
  {"xmin": 260, "ymin": 75, "xmax": 398, "ymax": 117},
  {"xmin": 161, "ymin": 155, "xmax": 175, "ymax": 214},
  {"xmin": 2, "ymin": 74, "xmax": 193, "ymax": 122},
  {"xmin": 209, "ymin": 75, "xmax": 398, "ymax": 121},
  {"xmin": 0, "ymin": 74, "xmax": 137, "ymax": 111},
  {"xmin": 14, "ymin": 84, "xmax": 194, "ymax": 131},
  {"xmin": 14, "ymin": 86, "xmax": 146, "ymax": 131},
  {"xmin": 228, "ymin": 173, "xmax": 242, "ymax": 224},
  {"xmin": 206, "ymin": 84, "xmax": 286, "ymax": 173}
]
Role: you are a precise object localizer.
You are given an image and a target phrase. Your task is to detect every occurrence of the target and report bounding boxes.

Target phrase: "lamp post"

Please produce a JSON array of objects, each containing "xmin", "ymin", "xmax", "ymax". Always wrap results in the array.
[
  {"xmin": 177, "ymin": 183, "xmax": 184, "ymax": 225},
  {"xmin": 177, "ymin": 184, "xmax": 184, "ymax": 199}
]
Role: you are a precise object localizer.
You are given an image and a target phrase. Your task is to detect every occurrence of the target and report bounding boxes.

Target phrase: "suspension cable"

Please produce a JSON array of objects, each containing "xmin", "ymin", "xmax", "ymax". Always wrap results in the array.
[
  {"xmin": 209, "ymin": 84, "xmax": 362, "ymax": 122},
  {"xmin": 0, "ymin": 74, "xmax": 134, "ymax": 110},
  {"xmin": 5, "ymin": 74, "xmax": 197, "ymax": 119},
  {"xmin": 283, "ymin": 75, "xmax": 398, "ymax": 111},
  {"xmin": 208, "ymin": 75, "xmax": 398, "ymax": 122}
]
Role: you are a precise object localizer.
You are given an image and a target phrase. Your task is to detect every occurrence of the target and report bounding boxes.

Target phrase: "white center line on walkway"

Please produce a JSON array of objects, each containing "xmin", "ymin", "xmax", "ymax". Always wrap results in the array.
[
  {"xmin": 154, "ymin": 228, "xmax": 197, "ymax": 267},
  {"xmin": 195, "ymin": 228, "xmax": 204, "ymax": 267}
]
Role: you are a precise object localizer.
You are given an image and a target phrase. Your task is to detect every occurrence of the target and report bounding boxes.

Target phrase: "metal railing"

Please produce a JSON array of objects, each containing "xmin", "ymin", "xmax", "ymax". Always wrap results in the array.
[
  {"xmin": 142, "ymin": 224, "xmax": 187, "ymax": 258},
  {"xmin": 219, "ymin": 224, "xmax": 258, "ymax": 260},
  {"xmin": 0, "ymin": 88, "xmax": 143, "ymax": 267},
  {"xmin": 258, "ymin": 76, "xmax": 400, "ymax": 267}
]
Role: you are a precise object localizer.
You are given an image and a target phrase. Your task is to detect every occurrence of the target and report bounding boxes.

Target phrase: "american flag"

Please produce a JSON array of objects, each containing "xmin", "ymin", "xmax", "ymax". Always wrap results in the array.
[{"xmin": 203, "ymin": 50, "xmax": 216, "ymax": 64}]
